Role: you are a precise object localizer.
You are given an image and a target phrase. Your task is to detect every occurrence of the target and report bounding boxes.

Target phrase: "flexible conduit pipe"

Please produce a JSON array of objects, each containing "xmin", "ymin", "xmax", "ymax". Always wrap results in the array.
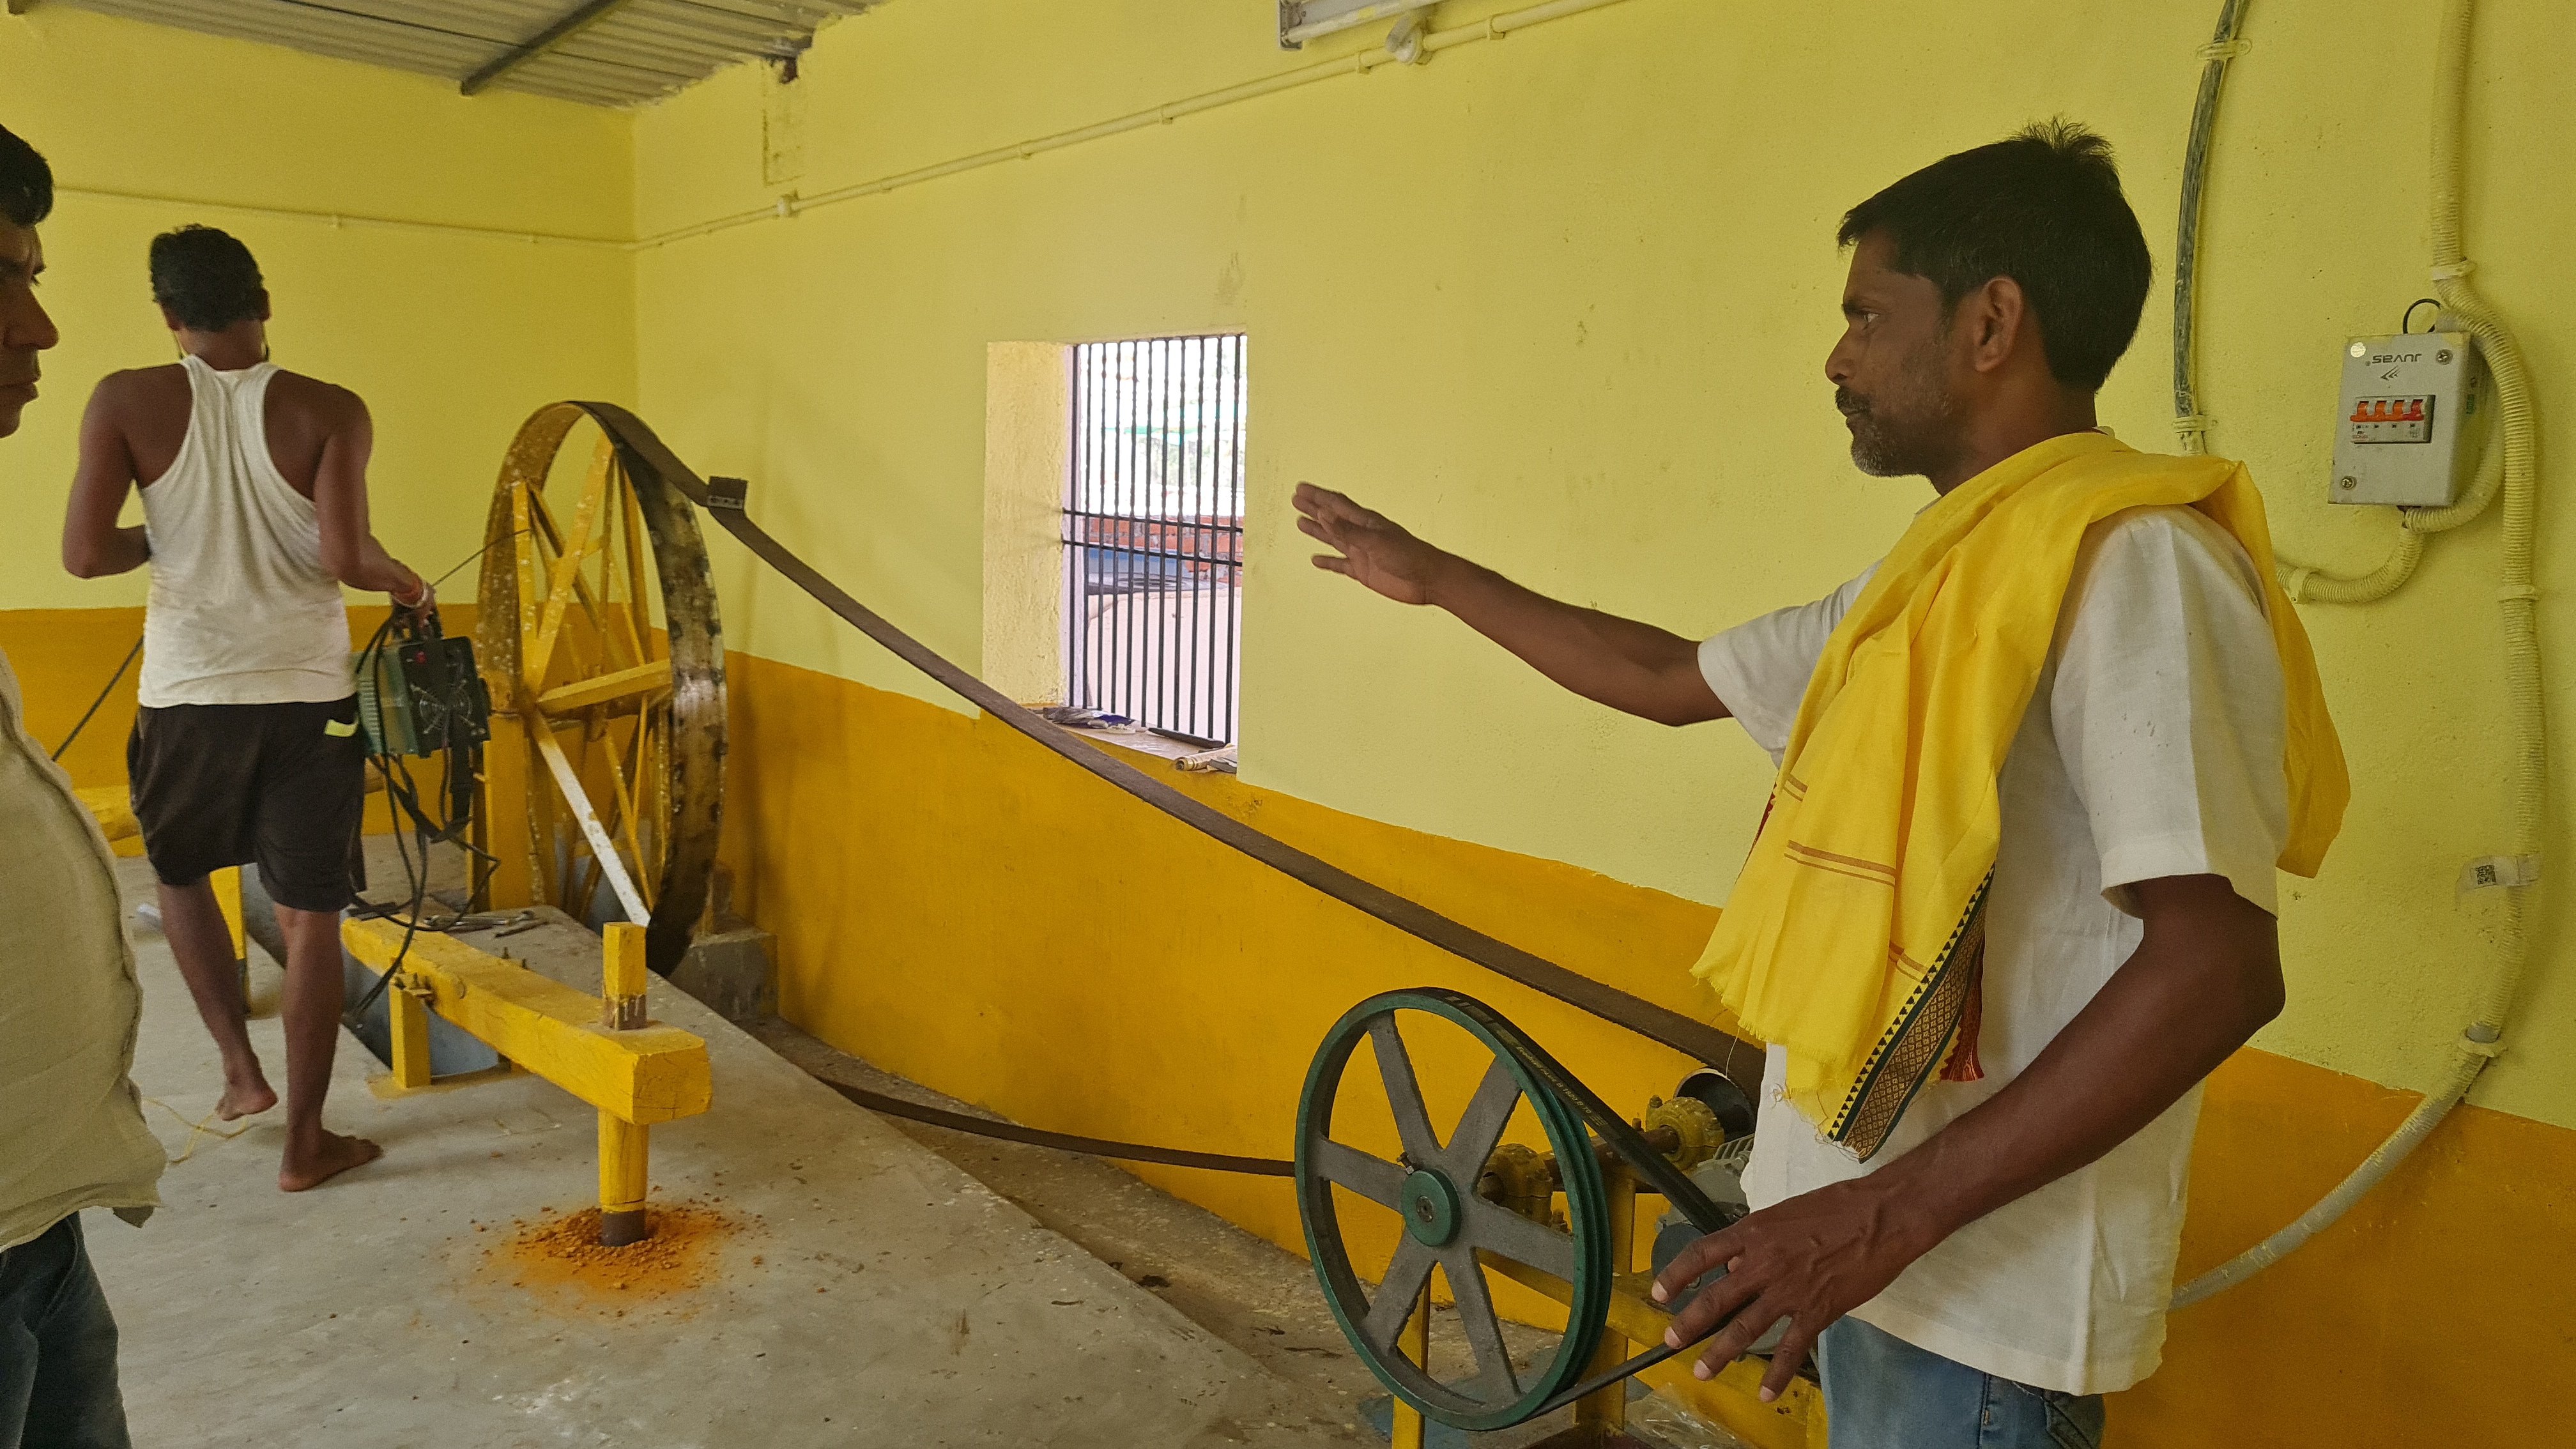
[
  {"xmin": 2168, "ymin": 0, "xmax": 2250, "ymax": 457},
  {"xmin": 2172, "ymin": 0, "xmax": 2543, "ymax": 1308}
]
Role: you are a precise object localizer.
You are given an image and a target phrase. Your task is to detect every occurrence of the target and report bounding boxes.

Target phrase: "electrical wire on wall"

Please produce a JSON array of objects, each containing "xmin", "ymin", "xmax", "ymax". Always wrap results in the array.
[{"xmin": 2166, "ymin": 0, "xmax": 2546, "ymax": 1308}]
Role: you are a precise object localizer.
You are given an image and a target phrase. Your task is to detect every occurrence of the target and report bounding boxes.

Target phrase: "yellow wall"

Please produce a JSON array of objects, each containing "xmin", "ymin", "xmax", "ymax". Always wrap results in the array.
[
  {"xmin": 10, "ymin": 1, "xmax": 2576, "ymax": 1443},
  {"xmin": 0, "ymin": 4, "xmax": 636, "ymax": 618}
]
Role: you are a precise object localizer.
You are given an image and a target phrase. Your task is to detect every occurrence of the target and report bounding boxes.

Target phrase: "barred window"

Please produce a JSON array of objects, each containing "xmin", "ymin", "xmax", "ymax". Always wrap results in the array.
[{"xmin": 1063, "ymin": 334, "xmax": 1246, "ymax": 747}]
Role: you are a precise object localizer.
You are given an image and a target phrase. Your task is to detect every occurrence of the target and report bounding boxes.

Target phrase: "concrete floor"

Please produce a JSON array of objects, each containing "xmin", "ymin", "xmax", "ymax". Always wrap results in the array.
[
  {"xmin": 89, "ymin": 853, "xmax": 1365, "ymax": 1448},
  {"xmin": 88, "ymin": 841, "xmax": 1740, "ymax": 1448}
]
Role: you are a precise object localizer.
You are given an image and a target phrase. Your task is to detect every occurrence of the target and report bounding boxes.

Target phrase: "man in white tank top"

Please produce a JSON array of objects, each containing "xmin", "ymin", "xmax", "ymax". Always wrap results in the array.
[{"xmin": 63, "ymin": 225, "xmax": 429, "ymax": 1194}]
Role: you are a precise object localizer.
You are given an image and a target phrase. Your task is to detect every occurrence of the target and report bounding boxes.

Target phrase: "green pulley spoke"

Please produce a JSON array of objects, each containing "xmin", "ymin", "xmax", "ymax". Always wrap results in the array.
[
  {"xmin": 1461, "ymin": 1198, "xmax": 1579, "ymax": 1282},
  {"xmin": 1308, "ymin": 1137, "xmax": 1407, "ymax": 1210},
  {"xmin": 1366, "ymin": 1016, "xmax": 1445, "ymax": 1165},
  {"xmin": 1361, "ymin": 1238, "xmax": 1440, "ymax": 1353},
  {"xmin": 1442, "ymin": 1244, "xmax": 1523, "ymax": 1401},
  {"xmin": 1439, "ymin": 1058, "xmax": 1526, "ymax": 1175}
]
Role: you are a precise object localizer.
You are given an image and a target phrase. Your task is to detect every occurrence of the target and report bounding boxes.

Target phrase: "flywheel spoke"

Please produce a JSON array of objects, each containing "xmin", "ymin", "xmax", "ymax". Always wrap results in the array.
[
  {"xmin": 1361, "ymin": 1236, "xmax": 1438, "ymax": 1355},
  {"xmin": 1368, "ymin": 1017, "xmax": 1445, "ymax": 1167},
  {"xmin": 1441, "ymin": 1246, "xmax": 1522, "ymax": 1404},
  {"xmin": 1460, "ymin": 1197, "xmax": 1577, "ymax": 1280},
  {"xmin": 1440, "ymin": 1059, "xmax": 1524, "ymax": 1176},
  {"xmin": 1309, "ymin": 1137, "xmax": 1406, "ymax": 1209}
]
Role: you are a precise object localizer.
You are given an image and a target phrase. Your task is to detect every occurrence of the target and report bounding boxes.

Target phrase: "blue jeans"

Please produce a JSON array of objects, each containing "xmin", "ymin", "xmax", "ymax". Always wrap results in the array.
[
  {"xmin": 0, "ymin": 1215, "xmax": 131, "ymax": 1449},
  {"xmin": 1817, "ymin": 1315, "xmax": 2104, "ymax": 1449}
]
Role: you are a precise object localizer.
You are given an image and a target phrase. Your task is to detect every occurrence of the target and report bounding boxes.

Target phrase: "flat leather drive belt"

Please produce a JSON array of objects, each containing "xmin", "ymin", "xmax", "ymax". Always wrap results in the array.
[
  {"xmin": 569, "ymin": 401, "xmax": 1762, "ymax": 1096},
  {"xmin": 817, "ymin": 1075, "xmax": 1295, "ymax": 1177}
]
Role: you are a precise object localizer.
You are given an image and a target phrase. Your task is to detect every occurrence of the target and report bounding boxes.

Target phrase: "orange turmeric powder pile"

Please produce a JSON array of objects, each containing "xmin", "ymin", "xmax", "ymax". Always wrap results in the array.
[{"xmin": 492, "ymin": 1201, "xmax": 740, "ymax": 1311}]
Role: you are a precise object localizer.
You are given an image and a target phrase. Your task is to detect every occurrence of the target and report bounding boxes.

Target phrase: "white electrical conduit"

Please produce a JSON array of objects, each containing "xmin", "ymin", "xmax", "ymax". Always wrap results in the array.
[
  {"xmin": 2172, "ymin": 0, "xmax": 2542, "ymax": 1307},
  {"xmin": 64, "ymin": 0, "xmax": 1652, "ymax": 253}
]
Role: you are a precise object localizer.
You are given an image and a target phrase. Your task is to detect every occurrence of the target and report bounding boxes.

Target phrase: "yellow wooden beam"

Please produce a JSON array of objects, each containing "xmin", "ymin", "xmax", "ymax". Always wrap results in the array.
[
  {"xmin": 341, "ymin": 915, "xmax": 709, "ymax": 1124},
  {"xmin": 75, "ymin": 785, "xmax": 139, "ymax": 843},
  {"xmin": 535, "ymin": 658, "xmax": 670, "ymax": 716}
]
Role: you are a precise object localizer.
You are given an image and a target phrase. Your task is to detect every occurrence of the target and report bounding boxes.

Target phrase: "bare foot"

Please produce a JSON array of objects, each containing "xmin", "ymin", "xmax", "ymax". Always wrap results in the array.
[
  {"xmin": 215, "ymin": 1078, "xmax": 277, "ymax": 1121},
  {"xmin": 279, "ymin": 1131, "xmax": 383, "ymax": 1192}
]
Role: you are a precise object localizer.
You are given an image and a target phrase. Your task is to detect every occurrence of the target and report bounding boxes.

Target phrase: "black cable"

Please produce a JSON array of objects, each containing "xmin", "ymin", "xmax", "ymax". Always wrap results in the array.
[
  {"xmin": 2403, "ymin": 297, "xmax": 2443, "ymax": 334},
  {"xmin": 49, "ymin": 636, "xmax": 144, "ymax": 762}
]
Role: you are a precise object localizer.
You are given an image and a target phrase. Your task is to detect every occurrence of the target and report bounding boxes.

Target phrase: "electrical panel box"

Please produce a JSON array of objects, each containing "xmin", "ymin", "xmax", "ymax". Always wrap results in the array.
[
  {"xmin": 355, "ymin": 634, "xmax": 491, "ymax": 759},
  {"xmin": 2332, "ymin": 332, "xmax": 2478, "ymax": 507}
]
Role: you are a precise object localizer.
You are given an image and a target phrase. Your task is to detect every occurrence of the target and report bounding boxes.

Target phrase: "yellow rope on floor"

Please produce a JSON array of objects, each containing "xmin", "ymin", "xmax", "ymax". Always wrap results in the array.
[{"xmin": 142, "ymin": 1096, "xmax": 255, "ymax": 1165}]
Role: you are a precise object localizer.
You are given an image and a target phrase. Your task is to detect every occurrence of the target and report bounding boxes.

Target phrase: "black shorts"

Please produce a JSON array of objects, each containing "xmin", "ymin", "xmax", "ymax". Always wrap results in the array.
[{"xmin": 127, "ymin": 696, "xmax": 367, "ymax": 913}]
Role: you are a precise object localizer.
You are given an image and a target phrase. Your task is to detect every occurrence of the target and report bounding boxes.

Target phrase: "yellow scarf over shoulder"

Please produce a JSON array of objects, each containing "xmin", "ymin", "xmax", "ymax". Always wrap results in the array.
[{"xmin": 1692, "ymin": 431, "xmax": 2346, "ymax": 1159}]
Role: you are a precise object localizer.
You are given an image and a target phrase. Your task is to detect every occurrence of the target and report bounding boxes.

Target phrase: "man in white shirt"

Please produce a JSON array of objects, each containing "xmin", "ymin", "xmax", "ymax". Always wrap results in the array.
[
  {"xmin": 1294, "ymin": 123, "xmax": 2299, "ymax": 1447},
  {"xmin": 63, "ymin": 226, "xmax": 427, "ymax": 1193},
  {"xmin": 0, "ymin": 122, "xmax": 164, "ymax": 1449}
]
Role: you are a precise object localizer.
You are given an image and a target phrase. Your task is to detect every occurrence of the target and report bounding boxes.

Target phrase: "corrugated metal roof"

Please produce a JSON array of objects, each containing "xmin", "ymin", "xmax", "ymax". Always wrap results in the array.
[{"xmin": 50, "ymin": 0, "xmax": 879, "ymax": 108}]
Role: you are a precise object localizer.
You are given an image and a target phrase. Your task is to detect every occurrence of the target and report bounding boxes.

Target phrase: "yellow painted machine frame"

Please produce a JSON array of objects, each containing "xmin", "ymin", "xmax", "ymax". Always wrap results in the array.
[
  {"xmin": 1390, "ymin": 1156, "xmax": 1825, "ymax": 1449},
  {"xmin": 341, "ymin": 917, "xmax": 712, "ymax": 1242}
]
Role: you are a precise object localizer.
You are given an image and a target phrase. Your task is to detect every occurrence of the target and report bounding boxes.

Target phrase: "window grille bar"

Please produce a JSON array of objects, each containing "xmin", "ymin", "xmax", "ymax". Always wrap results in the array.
[{"xmin": 1062, "ymin": 333, "xmax": 1246, "ymax": 744}]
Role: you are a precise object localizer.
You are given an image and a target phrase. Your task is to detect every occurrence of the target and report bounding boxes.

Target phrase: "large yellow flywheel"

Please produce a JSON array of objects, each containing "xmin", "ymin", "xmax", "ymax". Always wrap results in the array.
[{"xmin": 475, "ymin": 402, "xmax": 725, "ymax": 974}]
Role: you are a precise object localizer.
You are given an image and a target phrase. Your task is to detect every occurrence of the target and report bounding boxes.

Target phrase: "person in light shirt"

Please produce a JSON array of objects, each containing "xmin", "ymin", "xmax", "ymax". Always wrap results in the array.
[
  {"xmin": 1294, "ymin": 122, "xmax": 2342, "ymax": 1448},
  {"xmin": 0, "ymin": 121, "xmax": 164, "ymax": 1449},
  {"xmin": 64, "ymin": 224, "xmax": 432, "ymax": 1193}
]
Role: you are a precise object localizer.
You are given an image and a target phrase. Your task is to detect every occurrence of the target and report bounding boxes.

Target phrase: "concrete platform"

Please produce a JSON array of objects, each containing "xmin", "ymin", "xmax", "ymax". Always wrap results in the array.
[{"xmin": 88, "ymin": 855, "xmax": 1365, "ymax": 1448}]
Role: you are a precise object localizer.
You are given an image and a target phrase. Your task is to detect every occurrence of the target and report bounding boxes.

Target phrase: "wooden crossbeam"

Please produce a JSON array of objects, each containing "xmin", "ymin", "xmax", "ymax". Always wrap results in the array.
[
  {"xmin": 341, "ymin": 916, "xmax": 708, "ymax": 1124},
  {"xmin": 535, "ymin": 659, "xmax": 671, "ymax": 715}
]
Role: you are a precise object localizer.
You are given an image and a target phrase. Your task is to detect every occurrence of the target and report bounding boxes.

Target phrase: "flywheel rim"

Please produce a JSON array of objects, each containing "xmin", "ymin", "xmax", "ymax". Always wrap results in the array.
[
  {"xmin": 1296, "ymin": 989, "xmax": 1613, "ymax": 1431},
  {"xmin": 477, "ymin": 401, "xmax": 726, "ymax": 976}
]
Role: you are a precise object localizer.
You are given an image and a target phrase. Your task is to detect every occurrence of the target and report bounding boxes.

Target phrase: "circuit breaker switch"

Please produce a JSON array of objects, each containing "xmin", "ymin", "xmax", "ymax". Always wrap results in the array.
[
  {"xmin": 2349, "ymin": 395, "xmax": 2435, "ymax": 445},
  {"xmin": 2331, "ymin": 332, "xmax": 2478, "ymax": 507}
]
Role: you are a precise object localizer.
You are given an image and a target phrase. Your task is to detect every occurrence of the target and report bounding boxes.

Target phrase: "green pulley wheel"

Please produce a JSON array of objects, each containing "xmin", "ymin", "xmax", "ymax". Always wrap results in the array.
[{"xmin": 1294, "ymin": 990, "xmax": 1616, "ymax": 1431}]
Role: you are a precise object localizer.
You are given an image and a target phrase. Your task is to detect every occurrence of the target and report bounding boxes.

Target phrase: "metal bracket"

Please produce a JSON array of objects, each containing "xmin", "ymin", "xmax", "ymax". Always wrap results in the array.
[
  {"xmin": 703, "ymin": 475, "xmax": 750, "ymax": 510},
  {"xmin": 1279, "ymin": 0, "xmax": 1441, "ymax": 51}
]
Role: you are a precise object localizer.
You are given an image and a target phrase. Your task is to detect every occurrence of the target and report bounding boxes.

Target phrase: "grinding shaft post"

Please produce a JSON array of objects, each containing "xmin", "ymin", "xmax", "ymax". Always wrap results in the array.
[
  {"xmin": 597, "ymin": 923, "xmax": 654, "ymax": 1246},
  {"xmin": 598, "ymin": 1110, "xmax": 650, "ymax": 1246},
  {"xmin": 602, "ymin": 921, "xmax": 649, "ymax": 1031}
]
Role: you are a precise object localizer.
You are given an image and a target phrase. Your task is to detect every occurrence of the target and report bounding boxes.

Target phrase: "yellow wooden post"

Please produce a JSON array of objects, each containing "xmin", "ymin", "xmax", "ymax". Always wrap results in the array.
[
  {"xmin": 1574, "ymin": 1160, "xmax": 1637, "ymax": 1440},
  {"xmin": 212, "ymin": 865, "xmax": 248, "ymax": 1004},
  {"xmin": 1392, "ymin": 1279, "xmax": 1431, "ymax": 1449},
  {"xmin": 602, "ymin": 921, "xmax": 648, "ymax": 1031},
  {"xmin": 598, "ymin": 921, "xmax": 652, "ymax": 1245},
  {"xmin": 479, "ymin": 720, "xmax": 537, "ymax": 910},
  {"xmin": 598, "ymin": 1110, "xmax": 650, "ymax": 1246},
  {"xmin": 387, "ymin": 973, "xmax": 433, "ymax": 1090}
]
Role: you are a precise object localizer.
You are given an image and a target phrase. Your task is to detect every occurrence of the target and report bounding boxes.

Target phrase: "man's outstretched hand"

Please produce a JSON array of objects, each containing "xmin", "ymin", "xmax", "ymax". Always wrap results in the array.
[
  {"xmin": 1293, "ymin": 483, "xmax": 1452, "ymax": 606},
  {"xmin": 1650, "ymin": 1176, "xmax": 1939, "ymax": 1401}
]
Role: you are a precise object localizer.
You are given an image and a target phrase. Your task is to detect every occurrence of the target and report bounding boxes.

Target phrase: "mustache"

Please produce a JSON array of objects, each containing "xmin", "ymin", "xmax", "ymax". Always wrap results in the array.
[{"xmin": 1834, "ymin": 387, "xmax": 1868, "ymax": 417}]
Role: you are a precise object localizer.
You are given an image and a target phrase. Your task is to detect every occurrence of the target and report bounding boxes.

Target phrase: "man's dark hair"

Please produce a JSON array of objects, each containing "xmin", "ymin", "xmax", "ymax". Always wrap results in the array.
[
  {"xmin": 0, "ymin": 123, "xmax": 52, "ymax": 229},
  {"xmin": 1839, "ymin": 119, "xmax": 2152, "ymax": 392},
  {"xmin": 150, "ymin": 225, "xmax": 268, "ymax": 332}
]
